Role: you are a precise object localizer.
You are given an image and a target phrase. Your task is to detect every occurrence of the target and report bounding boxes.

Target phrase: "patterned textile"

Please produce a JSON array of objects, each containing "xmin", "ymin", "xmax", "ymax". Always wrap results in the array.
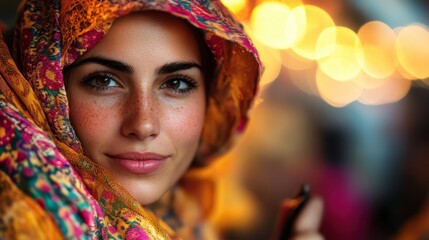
[{"xmin": 0, "ymin": 0, "xmax": 262, "ymax": 239}]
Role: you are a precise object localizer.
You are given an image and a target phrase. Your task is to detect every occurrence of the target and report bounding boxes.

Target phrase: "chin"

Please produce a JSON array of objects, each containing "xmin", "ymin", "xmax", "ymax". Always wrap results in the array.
[
  {"xmin": 139, "ymin": 199, "xmax": 158, "ymax": 206},
  {"xmin": 130, "ymin": 186, "xmax": 162, "ymax": 205}
]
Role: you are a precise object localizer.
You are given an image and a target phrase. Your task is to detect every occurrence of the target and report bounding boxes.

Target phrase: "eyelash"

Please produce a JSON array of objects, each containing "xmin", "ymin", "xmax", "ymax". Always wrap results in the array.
[
  {"xmin": 160, "ymin": 74, "xmax": 199, "ymax": 95},
  {"xmin": 81, "ymin": 71, "xmax": 121, "ymax": 91}
]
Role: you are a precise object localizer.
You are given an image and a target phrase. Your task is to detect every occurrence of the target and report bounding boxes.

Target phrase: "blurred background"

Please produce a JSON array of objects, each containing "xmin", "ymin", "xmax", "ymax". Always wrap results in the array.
[{"xmin": 2, "ymin": 0, "xmax": 429, "ymax": 239}]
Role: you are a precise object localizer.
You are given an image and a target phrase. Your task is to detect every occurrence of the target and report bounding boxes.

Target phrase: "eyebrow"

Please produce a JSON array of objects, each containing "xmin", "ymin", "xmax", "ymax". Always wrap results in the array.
[
  {"xmin": 63, "ymin": 56, "xmax": 202, "ymax": 75},
  {"xmin": 63, "ymin": 56, "xmax": 134, "ymax": 74},
  {"xmin": 155, "ymin": 61, "xmax": 202, "ymax": 74}
]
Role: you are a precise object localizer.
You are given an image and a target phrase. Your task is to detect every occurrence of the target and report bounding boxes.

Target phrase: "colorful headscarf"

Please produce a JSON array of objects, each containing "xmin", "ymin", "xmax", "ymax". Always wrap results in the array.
[{"xmin": 0, "ymin": 0, "xmax": 262, "ymax": 239}]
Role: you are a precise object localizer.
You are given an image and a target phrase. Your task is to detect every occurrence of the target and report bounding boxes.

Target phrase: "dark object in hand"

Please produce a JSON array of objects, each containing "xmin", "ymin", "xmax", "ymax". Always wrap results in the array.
[{"xmin": 275, "ymin": 184, "xmax": 311, "ymax": 240}]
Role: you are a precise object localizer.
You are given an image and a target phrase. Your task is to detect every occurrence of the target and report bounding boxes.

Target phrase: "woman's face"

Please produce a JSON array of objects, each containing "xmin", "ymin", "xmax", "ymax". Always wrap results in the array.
[{"xmin": 66, "ymin": 12, "xmax": 206, "ymax": 205}]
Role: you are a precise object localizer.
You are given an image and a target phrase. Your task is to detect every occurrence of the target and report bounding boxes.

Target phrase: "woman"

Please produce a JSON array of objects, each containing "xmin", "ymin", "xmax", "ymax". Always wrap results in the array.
[{"xmin": 0, "ymin": 0, "xmax": 322, "ymax": 239}]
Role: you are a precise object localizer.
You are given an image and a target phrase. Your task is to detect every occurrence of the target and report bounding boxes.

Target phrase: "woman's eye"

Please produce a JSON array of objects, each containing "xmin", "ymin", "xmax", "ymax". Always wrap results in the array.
[
  {"xmin": 82, "ymin": 72, "xmax": 120, "ymax": 91},
  {"xmin": 161, "ymin": 75, "xmax": 198, "ymax": 95}
]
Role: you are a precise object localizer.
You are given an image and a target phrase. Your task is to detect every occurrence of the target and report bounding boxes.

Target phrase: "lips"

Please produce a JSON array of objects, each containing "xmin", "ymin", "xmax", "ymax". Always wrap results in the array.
[{"xmin": 107, "ymin": 152, "xmax": 168, "ymax": 174}]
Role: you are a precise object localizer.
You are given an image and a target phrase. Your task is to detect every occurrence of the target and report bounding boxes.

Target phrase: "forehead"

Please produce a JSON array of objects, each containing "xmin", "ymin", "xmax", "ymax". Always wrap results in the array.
[{"xmin": 84, "ymin": 11, "xmax": 202, "ymax": 64}]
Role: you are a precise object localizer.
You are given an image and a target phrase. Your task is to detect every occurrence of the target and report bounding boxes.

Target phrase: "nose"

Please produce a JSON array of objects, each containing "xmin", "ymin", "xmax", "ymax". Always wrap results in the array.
[{"xmin": 120, "ymin": 90, "xmax": 160, "ymax": 140}]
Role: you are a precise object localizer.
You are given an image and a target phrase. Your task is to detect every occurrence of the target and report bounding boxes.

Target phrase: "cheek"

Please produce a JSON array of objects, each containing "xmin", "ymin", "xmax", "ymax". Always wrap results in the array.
[
  {"xmin": 69, "ymin": 98, "xmax": 114, "ymax": 148},
  {"xmin": 164, "ymin": 102, "xmax": 206, "ymax": 146}
]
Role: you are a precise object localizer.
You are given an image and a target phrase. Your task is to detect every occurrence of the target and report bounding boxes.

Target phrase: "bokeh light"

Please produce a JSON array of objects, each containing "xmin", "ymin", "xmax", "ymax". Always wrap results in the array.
[
  {"xmin": 291, "ymin": 5, "xmax": 335, "ymax": 60},
  {"xmin": 281, "ymin": 48, "xmax": 314, "ymax": 71},
  {"xmin": 316, "ymin": 67, "xmax": 362, "ymax": 107},
  {"xmin": 396, "ymin": 25, "xmax": 429, "ymax": 79},
  {"xmin": 358, "ymin": 77, "xmax": 411, "ymax": 105},
  {"xmin": 246, "ymin": 25, "xmax": 282, "ymax": 87},
  {"xmin": 250, "ymin": 2, "xmax": 295, "ymax": 49},
  {"xmin": 352, "ymin": 70, "xmax": 390, "ymax": 89},
  {"xmin": 357, "ymin": 21, "xmax": 397, "ymax": 79},
  {"xmin": 317, "ymin": 26, "xmax": 362, "ymax": 81},
  {"xmin": 220, "ymin": 0, "xmax": 429, "ymax": 108},
  {"xmin": 220, "ymin": 0, "xmax": 246, "ymax": 14}
]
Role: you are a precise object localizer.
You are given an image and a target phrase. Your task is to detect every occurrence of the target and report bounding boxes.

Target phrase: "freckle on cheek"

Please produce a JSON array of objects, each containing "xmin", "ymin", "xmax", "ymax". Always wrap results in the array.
[{"xmin": 75, "ymin": 104, "xmax": 104, "ymax": 129}]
